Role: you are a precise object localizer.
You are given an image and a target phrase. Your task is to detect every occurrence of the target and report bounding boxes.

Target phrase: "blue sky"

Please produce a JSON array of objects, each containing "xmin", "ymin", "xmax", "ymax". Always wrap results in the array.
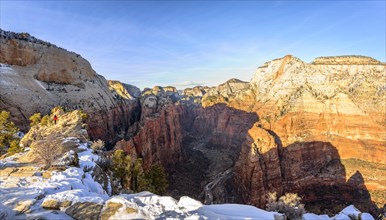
[{"xmin": 1, "ymin": 1, "xmax": 385, "ymax": 89}]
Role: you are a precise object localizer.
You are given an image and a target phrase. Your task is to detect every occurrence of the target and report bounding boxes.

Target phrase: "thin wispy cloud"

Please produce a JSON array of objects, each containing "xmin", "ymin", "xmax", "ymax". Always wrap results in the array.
[
  {"xmin": 172, "ymin": 81, "xmax": 203, "ymax": 88},
  {"xmin": 1, "ymin": 1, "xmax": 384, "ymax": 89}
]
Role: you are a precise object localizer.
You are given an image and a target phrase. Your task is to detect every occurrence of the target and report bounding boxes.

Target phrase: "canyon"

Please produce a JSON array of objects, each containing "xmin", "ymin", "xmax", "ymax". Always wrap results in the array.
[{"xmin": 1, "ymin": 29, "xmax": 385, "ymax": 217}]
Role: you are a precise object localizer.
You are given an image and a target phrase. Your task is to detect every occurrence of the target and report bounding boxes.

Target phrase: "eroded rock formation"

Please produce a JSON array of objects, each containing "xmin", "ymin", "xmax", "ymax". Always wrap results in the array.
[
  {"xmin": 200, "ymin": 55, "xmax": 385, "ymax": 215},
  {"xmin": 0, "ymin": 29, "xmax": 140, "ymax": 144}
]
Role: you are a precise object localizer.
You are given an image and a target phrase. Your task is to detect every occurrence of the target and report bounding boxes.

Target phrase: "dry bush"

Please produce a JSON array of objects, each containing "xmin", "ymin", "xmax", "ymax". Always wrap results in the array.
[
  {"xmin": 266, "ymin": 192, "xmax": 305, "ymax": 220},
  {"xmin": 91, "ymin": 139, "xmax": 105, "ymax": 153},
  {"xmin": 34, "ymin": 133, "xmax": 63, "ymax": 169}
]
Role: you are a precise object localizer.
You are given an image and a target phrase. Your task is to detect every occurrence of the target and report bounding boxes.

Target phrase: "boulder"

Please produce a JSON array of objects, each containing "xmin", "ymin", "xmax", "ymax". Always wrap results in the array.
[
  {"xmin": 14, "ymin": 199, "xmax": 36, "ymax": 215},
  {"xmin": 41, "ymin": 199, "xmax": 72, "ymax": 210},
  {"xmin": 65, "ymin": 202, "xmax": 103, "ymax": 220},
  {"xmin": 100, "ymin": 202, "xmax": 123, "ymax": 220}
]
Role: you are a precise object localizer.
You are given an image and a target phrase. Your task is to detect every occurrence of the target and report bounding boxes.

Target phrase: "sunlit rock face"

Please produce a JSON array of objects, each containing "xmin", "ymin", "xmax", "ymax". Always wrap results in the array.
[
  {"xmin": 116, "ymin": 55, "xmax": 385, "ymax": 215},
  {"xmin": 0, "ymin": 29, "xmax": 139, "ymax": 144},
  {"xmin": 223, "ymin": 55, "xmax": 385, "ymax": 215}
]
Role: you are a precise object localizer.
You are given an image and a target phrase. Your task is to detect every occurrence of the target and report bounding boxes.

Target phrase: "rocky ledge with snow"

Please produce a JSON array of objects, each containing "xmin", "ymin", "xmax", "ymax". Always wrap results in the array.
[{"xmin": 0, "ymin": 144, "xmax": 375, "ymax": 220}]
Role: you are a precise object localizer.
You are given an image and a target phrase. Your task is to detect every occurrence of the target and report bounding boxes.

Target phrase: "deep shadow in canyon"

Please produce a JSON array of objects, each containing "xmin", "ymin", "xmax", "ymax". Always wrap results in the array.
[
  {"xmin": 279, "ymin": 141, "xmax": 380, "ymax": 217},
  {"xmin": 166, "ymin": 103, "xmax": 259, "ymax": 204},
  {"xmin": 114, "ymin": 94, "xmax": 381, "ymax": 218}
]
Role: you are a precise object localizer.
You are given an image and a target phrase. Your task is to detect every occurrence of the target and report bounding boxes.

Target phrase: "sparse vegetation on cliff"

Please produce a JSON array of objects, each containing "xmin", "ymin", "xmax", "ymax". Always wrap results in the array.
[
  {"xmin": 112, "ymin": 149, "xmax": 132, "ymax": 188},
  {"xmin": 33, "ymin": 133, "xmax": 63, "ymax": 169},
  {"xmin": 29, "ymin": 113, "xmax": 42, "ymax": 127},
  {"xmin": 91, "ymin": 139, "xmax": 105, "ymax": 153},
  {"xmin": 266, "ymin": 192, "xmax": 305, "ymax": 220},
  {"xmin": 0, "ymin": 111, "xmax": 20, "ymax": 155},
  {"xmin": 109, "ymin": 149, "xmax": 168, "ymax": 195}
]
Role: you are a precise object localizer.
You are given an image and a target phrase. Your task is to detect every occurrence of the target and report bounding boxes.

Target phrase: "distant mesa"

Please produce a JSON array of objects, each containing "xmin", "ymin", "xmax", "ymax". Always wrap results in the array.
[{"xmin": 311, "ymin": 55, "xmax": 385, "ymax": 65}]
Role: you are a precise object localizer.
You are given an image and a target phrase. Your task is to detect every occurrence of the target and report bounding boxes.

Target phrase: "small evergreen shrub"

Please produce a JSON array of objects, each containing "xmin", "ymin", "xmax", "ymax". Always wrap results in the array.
[
  {"xmin": 51, "ymin": 106, "xmax": 64, "ymax": 115},
  {"xmin": 79, "ymin": 110, "xmax": 88, "ymax": 122},
  {"xmin": 109, "ymin": 149, "xmax": 169, "ymax": 195},
  {"xmin": 40, "ymin": 115, "xmax": 50, "ymax": 126},
  {"xmin": 144, "ymin": 164, "xmax": 168, "ymax": 195},
  {"xmin": 29, "ymin": 113, "xmax": 42, "ymax": 127},
  {"xmin": 7, "ymin": 139, "xmax": 22, "ymax": 155},
  {"xmin": 112, "ymin": 149, "xmax": 131, "ymax": 188},
  {"xmin": 0, "ymin": 111, "xmax": 19, "ymax": 155}
]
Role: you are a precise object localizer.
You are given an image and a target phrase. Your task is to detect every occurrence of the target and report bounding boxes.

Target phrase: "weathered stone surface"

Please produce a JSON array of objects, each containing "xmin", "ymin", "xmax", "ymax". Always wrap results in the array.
[
  {"xmin": 108, "ymin": 80, "xmax": 141, "ymax": 100},
  {"xmin": 0, "ymin": 29, "xmax": 140, "ymax": 144},
  {"xmin": 176, "ymin": 55, "xmax": 385, "ymax": 215},
  {"xmin": 41, "ymin": 199, "xmax": 61, "ymax": 210},
  {"xmin": 41, "ymin": 199, "xmax": 71, "ymax": 210},
  {"xmin": 125, "ymin": 207, "xmax": 137, "ymax": 214},
  {"xmin": 312, "ymin": 55, "xmax": 384, "ymax": 65},
  {"xmin": 65, "ymin": 202, "xmax": 103, "ymax": 220},
  {"xmin": 229, "ymin": 55, "xmax": 385, "ymax": 215},
  {"xmin": 183, "ymin": 86, "xmax": 211, "ymax": 97},
  {"xmin": 14, "ymin": 199, "xmax": 36, "ymax": 215},
  {"xmin": 100, "ymin": 202, "xmax": 123, "ymax": 220},
  {"xmin": 117, "ymin": 88, "xmax": 184, "ymax": 169}
]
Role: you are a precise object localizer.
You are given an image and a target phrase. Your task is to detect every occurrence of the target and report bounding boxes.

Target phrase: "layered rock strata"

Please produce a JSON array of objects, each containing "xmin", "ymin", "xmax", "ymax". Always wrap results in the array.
[
  {"xmin": 199, "ymin": 55, "xmax": 385, "ymax": 215},
  {"xmin": 0, "ymin": 29, "xmax": 140, "ymax": 144}
]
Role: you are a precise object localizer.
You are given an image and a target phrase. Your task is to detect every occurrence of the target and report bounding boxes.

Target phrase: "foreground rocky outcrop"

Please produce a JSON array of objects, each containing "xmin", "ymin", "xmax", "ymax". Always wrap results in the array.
[{"xmin": 0, "ymin": 29, "xmax": 140, "ymax": 145}]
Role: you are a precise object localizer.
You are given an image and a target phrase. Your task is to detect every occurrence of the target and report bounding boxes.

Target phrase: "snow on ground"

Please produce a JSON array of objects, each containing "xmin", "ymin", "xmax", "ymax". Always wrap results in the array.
[
  {"xmin": 200, "ymin": 203, "xmax": 279, "ymax": 220},
  {"xmin": 340, "ymin": 205, "xmax": 361, "ymax": 216},
  {"xmin": 0, "ymin": 152, "xmax": 22, "ymax": 168},
  {"xmin": 303, "ymin": 213, "xmax": 333, "ymax": 220},
  {"xmin": 0, "ymin": 63, "xmax": 15, "ymax": 75},
  {"xmin": 0, "ymin": 138, "xmax": 377, "ymax": 220},
  {"xmin": 0, "ymin": 139, "xmax": 108, "ymax": 219},
  {"xmin": 106, "ymin": 192, "xmax": 280, "ymax": 220}
]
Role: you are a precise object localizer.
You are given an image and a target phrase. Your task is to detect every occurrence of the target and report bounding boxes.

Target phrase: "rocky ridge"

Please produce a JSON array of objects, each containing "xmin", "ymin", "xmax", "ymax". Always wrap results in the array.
[{"xmin": 0, "ymin": 29, "xmax": 140, "ymax": 145}]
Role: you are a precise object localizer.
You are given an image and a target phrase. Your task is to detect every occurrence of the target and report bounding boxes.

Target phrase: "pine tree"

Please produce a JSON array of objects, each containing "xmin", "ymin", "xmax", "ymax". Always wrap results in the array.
[
  {"xmin": 145, "ymin": 164, "xmax": 168, "ymax": 195},
  {"xmin": 7, "ymin": 139, "xmax": 22, "ymax": 155},
  {"xmin": 0, "ymin": 111, "xmax": 19, "ymax": 155},
  {"xmin": 130, "ymin": 159, "xmax": 168, "ymax": 194},
  {"xmin": 112, "ymin": 149, "xmax": 131, "ymax": 188},
  {"xmin": 131, "ymin": 158, "xmax": 142, "ymax": 191}
]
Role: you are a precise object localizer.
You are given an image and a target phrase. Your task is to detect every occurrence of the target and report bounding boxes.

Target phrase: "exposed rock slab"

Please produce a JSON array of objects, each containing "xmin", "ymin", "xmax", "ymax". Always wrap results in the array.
[{"xmin": 65, "ymin": 202, "xmax": 103, "ymax": 220}]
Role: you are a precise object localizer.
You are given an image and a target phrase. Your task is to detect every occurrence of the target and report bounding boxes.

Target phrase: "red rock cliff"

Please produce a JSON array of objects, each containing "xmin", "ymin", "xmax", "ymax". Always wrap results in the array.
[{"xmin": 201, "ymin": 55, "xmax": 385, "ymax": 214}]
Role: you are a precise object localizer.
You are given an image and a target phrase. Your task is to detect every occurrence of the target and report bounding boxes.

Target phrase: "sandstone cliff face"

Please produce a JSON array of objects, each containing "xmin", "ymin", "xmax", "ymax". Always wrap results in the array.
[
  {"xmin": 228, "ymin": 55, "xmax": 386, "ymax": 214},
  {"xmin": 0, "ymin": 30, "xmax": 139, "ymax": 144},
  {"xmin": 180, "ymin": 55, "xmax": 385, "ymax": 214},
  {"xmin": 108, "ymin": 80, "xmax": 141, "ymax": 100},
  {"xmin": 182, "ymin": 86, "xmax": 211, "ymax": 97},
  {"xmin": 114, "ymin": 85, "xmax": 259, "ymax": 203},
  {"xmin": 114, "ymin": 87, "xmax": 185, "ymax": 169}
]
